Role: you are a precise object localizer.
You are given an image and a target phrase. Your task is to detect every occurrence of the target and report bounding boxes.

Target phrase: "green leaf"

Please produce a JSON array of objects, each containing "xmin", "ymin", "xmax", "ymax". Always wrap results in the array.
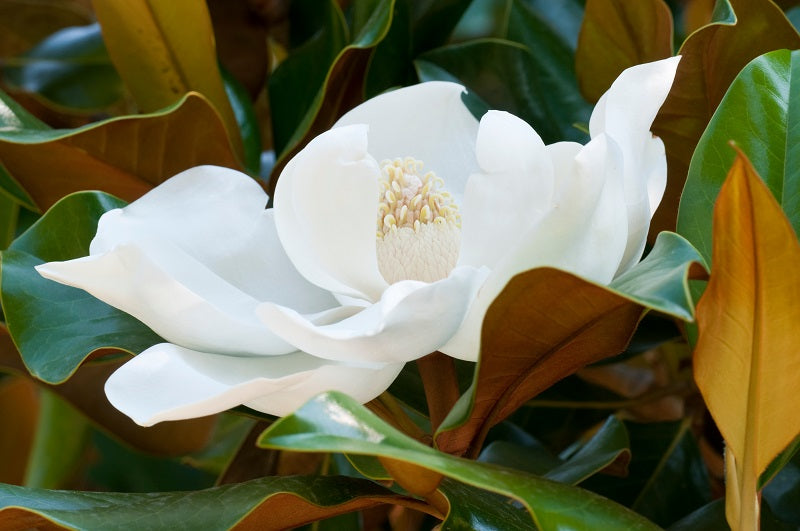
[
  {"xmin": 651, "ymin": 0, "xmax": 800, "ymax": 235},
  {"xmin": 2, "ymin": 23, "xmax": 124, "ymax": 111},
  {"xmin": 268, "ymin": 0, "xmax": 395, "ymax": 194},
  {"xmin": 435, "ymin": 232, "xmax": 703, "ymax": 457},
  {"xmin": 259, "ymin": 392, "xmax": 661, "ymax": 530},
  {"xmin": 417, "ymin": 36, "xmax": 589, "ymax": 144},
  {"xmin": 438, "ymin": 478, "xmax": 535, "ymax": 530},
  {"xmin": 764, "ymin": 449, "xmax": 800, "ymax": 526},
  {"xmin": 668, "ymin": 499, "xmax": 728, "ymax": 531},
  {"xmin": 221, "ymin": 66, "xmax": 261, "ymax": 176},
  {"xmin": 582, "ymin": 419, "xmax": 711, "ymax": 528},
  {"xmin": 0, "ymin": 191, "xmax": 162, "ymax": 383},
  {"xmin": 480, "ymin": 416, "xmax": 630, "ymax": 486},
  {"xmin": 0, "ymin": 475, "xmax": 418, "ymax": 530},
  {"xmin": 678, "ymin": 49, "xmax": 800, "ymax": 265}
]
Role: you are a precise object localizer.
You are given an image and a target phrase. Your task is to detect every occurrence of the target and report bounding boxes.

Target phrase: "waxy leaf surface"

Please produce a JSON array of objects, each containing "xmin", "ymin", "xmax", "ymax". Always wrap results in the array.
[
  {"xmin": 0, "ymin": 475, "xmax": 425, "ymax": 530},
  {"xmin": 693, "ymin": 152, "xmax": 800, "ymax": 530},
  {"xmin": 259, "ymin": 392, "xmax": 660, "ymax": 530},
  {"xmin": 650, "ymin": 0, "xmax": 800, "ymax": 235},
  {"xmin": 678, "ymin": 49, "xmax": 800, "ymax": 264}
]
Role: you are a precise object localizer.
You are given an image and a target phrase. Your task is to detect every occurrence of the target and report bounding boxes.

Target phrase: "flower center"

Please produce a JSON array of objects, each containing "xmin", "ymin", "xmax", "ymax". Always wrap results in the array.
[{"xmin": 376, "ymin": 157, "xmax": 461, "ymax": 284}]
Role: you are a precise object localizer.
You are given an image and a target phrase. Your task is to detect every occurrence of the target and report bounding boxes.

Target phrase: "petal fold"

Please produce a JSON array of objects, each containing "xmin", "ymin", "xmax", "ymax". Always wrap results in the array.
[
  {"xmin": 334, "ymin": 81, "xmax": 480, "ymax": 200},
  {"xmin": 105, "ymin": 343, "xmax": 404, "ymax": 425},
  {"xmin": 458, "ymin": 111, "xmax": 554, "ymax": 270},
  {"xmin": 274, "ymin": 125, "xmax": 389, "ymax": 302},
  {"xmin": 256, "ymin": 266, "xmax": 488, "ymax": 364}
]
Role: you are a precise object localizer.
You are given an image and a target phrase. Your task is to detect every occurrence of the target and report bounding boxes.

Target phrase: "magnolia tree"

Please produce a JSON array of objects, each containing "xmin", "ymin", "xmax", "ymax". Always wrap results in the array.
[{"xmin": 0, "ymin": 1, "xmax": 798, "ymax": 530}]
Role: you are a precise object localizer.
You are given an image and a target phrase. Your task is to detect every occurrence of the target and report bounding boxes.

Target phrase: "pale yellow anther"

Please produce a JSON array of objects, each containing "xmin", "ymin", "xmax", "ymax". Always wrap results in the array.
[
  {"xmin": 399, "ymin": 205, "xmax": 408, "ymax": 224},
  {"xmin": 410, "ymin": 195, "xmax": 422, "ymax": 210},
  {"xmin": 385, "ymin": 190, "xmax": 396, "ymax": 203},
  {"xmin": 420, "ymin": 205, "xmax": 431, "ymax": 223},
  {"xmin": 392, "ymin": 180, "xmax": 402, "ymax": 194},
  {"xmin": 384, "ymin": 214, "xmax": 396, "ymax": 228}
]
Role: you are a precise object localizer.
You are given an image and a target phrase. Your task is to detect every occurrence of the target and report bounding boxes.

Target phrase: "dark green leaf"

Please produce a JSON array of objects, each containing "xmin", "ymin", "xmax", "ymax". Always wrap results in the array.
[
  {"xmin": 678, "ymin": 49, "xmax": 800, "ymax": 265},
  {"xmin": 0, "ymin": 192, "xmax": 162, "ymax": 383},
  {"xmin": 0, "ymin": 475, "xmax": 411, "ymax": 530},
  {"xmin": 221, "ymin": 66, "xmax": 261, "ymax": 176},
  {"xmin": 417, "ymin": 36, "xmax": 589, "ymax": 144},
  {"xmin": 2, "ymin": 23, "xmax": 124, "ymax": 111},
  {"xmin": 582, "ymin": 419, "xmax": 711, "ymax": 527},
  {"xmin": 439, "ymin": 478, "xmax": 535, "ymax": 530},
  {"xmin": 260, "ymin": 392, "xmax": 661, "ymax": 530}
]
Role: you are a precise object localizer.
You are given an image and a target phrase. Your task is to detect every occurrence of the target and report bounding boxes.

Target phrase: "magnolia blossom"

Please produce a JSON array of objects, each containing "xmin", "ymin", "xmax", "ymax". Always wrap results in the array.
[{"xmin": 36, "ymin": 57, "xmax": 679, "ymax": 426}]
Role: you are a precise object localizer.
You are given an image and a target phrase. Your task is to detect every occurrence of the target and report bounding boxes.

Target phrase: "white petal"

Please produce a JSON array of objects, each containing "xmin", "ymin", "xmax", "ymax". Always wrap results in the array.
[
  {"xmin": 105, "ymin": 343, "xmax": 404, "ymax": 425},
  {"xmin": 256, "ymin": 265, "xmax": 488, "ymax": 364},
  {"xmin": 441, "ymin": 136, "xmax": 627, "ymax": 362},
  {"xmin": 274, "ymin": 125, "xmax": 388, "ymax": 302},
  {"xmin": 458, "ymin": 111, "xmax": 554, "ymax": 269},
  {"xmin": 588, "ymin": 57, "xmax": 679, "ymax": 272},
  {"xmin": 89, "ymin": 165, "xmax": 337, "ymax": 313},
  {"xmin": 37, "ymin": 240, "xmax": 297, "ymax": 356},
  {"xmin": 334, "ymin": 81, "xmax": 480, "ymax": 200}
]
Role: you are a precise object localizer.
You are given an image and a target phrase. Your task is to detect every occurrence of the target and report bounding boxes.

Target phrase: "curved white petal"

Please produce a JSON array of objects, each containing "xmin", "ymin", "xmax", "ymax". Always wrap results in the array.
[
  {"xmin": 334, "ymin": 81, "xmax": 480, "ymax": 200},
  {"xmin": 256, "ymin": 265, "xmax": 488, "ymax": 364},
  {"xmin": 88, "ymin": 166, "xmax": 337, "ymax": 313},
  {"xmin": 589, "ymin": 57, "xmax": 680, "ymax": 273},
  {"xmin": 37, "ymin": 240, "xmax": 298, "ymax": 356},
  {"xmin": 105, "ymin": 343, "xmax": 404, "ymax": 426},
  {"xmin": 274, "ymin": 125, "xmax": 388, "ymax": 302},
  {"xmin": 441, "ymin": 136, "xmax": 627, "ymax": 362},
  {"xmin": 458, "ymin": 111, "xmax": 554, "ymax": 269}
]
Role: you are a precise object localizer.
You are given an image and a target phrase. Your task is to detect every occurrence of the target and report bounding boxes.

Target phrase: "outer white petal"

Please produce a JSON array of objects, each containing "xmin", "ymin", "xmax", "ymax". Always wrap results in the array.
[
  {"xmin": 274, "ymin": 125, "xmax": 388, "ymax": 302},
  {"xmin": 440, "ymin": 136, "xmax": 626, "ymax": 362},
  {"xmin": 105, "ymin": 343, "xmax": 404, "ymax": 426},
  {"xmin": 256, "ymin": 265, "xmax": 488, "ymax": 364},
  {"xmin": 458, "ymin": 111, "xmax": 554, "ymax": 269},
  {"xmin": 37, "ymin": 239, "xmax": 296, "ymax": 356},
  {"xmin": 334, "ymin": 81, "xmax": 480, "ymax": 200},
  {"xmin": 589, "ymin": 57, "xmax": 680, "ymax": 273}
]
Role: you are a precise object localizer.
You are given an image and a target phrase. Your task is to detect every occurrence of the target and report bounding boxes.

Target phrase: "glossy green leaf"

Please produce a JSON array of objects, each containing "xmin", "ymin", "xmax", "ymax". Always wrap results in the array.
[
  {"xmin": 439, "ymin": 478, "xmax": 535, "ymax": 530},
  {"xmin": 668, "ymin": 500, "xmax": 728, "ymax": 531},
  {"xmin": 764, "ymin": 450, "xmax": 800, "ymax": 526},
  {"xmin": 583, "ymin": 419, "xmax": 711, "ymax": 527},
  {"xmin": 417, "ymin": 35, "xmax": 589, "ymax": 144},
  {"xmin": 0, "ymin": 475, "xmax": 422, "ymax": 530},
  {"xmin": 2, "ymin": 23, "xmax": 124, "ymax": 111},
  {"xmin": 259, "ymin": 392, "xmax": 661, "ymax": 530},
  {"xmin": 651, "ymin": 0, "xmax": 800, "ymax": 235},
  {"xmin": 221, "ymin": 66, "xmax": 261, "ymax": 176},
  {"xmin": 435, "ymin": 232, "xmax": 703, "ymax": 457},
  {"xmin": 678, "ymin": 49, "xmax": 800, "ymax": 265},
  {"xmin": 0, "ymin": 191, "xmax": 162, "ymax": 383},
  {"xmin": 480, "ymin": 416, "xmax": 630, "ymax": 486}
]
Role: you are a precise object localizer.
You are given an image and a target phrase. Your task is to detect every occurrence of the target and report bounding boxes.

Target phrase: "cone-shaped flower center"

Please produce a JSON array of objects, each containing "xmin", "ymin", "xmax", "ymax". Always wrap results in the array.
[{"xmin": 376, "ymin": 157, "xmax": 461, "ymax": 284}]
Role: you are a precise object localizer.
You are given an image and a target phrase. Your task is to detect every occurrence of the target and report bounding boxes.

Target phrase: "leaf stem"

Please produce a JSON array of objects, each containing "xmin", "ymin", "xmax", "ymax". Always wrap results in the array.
[{"xmin": 416, "ymin": 351, "xmax": 460, "ymax": 434}]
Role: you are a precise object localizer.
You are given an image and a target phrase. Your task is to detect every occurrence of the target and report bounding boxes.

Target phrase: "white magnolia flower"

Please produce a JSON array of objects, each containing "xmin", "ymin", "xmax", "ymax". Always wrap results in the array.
[{"xmin": 36, "ymin": 57, "xmax": 679, "ymax": 426}]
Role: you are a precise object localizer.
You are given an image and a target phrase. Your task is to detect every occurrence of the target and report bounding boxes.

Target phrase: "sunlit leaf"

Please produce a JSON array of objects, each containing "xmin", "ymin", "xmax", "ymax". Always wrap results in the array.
[
  {"xmin": 650, "ymin": 0, "xmax": 800, "ymax": 235},
  {"xmin": 575, "ymin": 0, "xmax": 673, "ymax": 103},
  {"xmin": 260, "ymin": 391, "xmax": 661, "ymax": 530},
  {"xmin": 2, "ymin": 23, "xmax": 124, "ymax": 112},
  {"xmin": 0, "ymin": 91, "xmax": 241, "ymax": 212},
  {"xmin": 435, "ymin": 232, "xmax": 703, "ymax": 457},
  {"xmin": 0, "ymin": 475, "xmax": 427, "ymax": 530},
  {"xmin": 678, "ymin": 49, "xmax": 800, "ymax": 264},
  {"xmin": 92, "ymin": 0, "xmax": 241, "ymax": 158},
  {"xmin": 693, "ymin": 151, "xmax": 800, "ymax": 530}
]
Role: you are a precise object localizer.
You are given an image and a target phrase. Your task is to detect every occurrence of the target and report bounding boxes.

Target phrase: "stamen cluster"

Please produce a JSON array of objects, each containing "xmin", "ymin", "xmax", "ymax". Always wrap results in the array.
[{"xmin": 376, "ymin": 157, "xmax": 460, "ymax": 238}]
